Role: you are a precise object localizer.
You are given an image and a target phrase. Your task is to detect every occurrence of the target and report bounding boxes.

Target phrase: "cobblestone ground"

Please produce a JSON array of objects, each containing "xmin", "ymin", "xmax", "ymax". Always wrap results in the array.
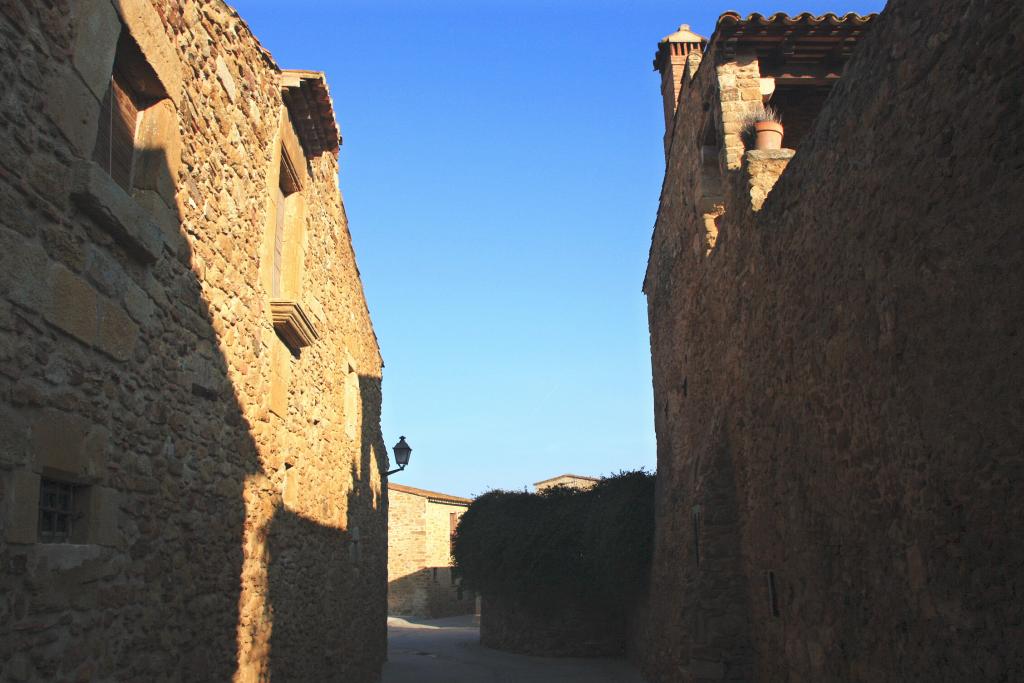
[{"xmin": 382, "ymin": 616, "xmax": 648, "ymax": 683}]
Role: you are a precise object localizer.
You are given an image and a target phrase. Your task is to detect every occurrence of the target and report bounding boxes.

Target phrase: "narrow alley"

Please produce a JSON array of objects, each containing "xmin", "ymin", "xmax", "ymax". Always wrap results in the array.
[
  {"xmin": 382, "ymin": 616, "xmax": 647, "ymax": 683},
  {"xmin": 0, "ymin": 0, "xmax": 1019, "ymax": 681}
]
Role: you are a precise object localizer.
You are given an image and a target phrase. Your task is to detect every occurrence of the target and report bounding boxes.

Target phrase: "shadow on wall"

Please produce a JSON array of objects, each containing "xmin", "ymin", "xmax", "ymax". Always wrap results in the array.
[
  {"xmin": 387, "ymin": 566, "xmax": 476, "ymax": 619},
  {"xmin": 637, "ymin": 413, "xmax": 754, "ymax": 678},
  {"xmin": 124, "ymin": 159, "xmax": 387, "ymax": 679},
  {"xmin": 143, "ymin": 155, "xmax": 390, "ymax": 681},
  {"xmin": 0, "ymin": 8, "xmax": 385, "ymax": 677},
  {"xmin": 266, "ymin": 375, "xmax": 387, "ymax": 682}
]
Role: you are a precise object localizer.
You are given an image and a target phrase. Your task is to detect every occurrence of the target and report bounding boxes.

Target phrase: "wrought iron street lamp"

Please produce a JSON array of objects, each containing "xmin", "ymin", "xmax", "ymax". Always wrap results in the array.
[{"xmin": 386, "ymin": 436, "xmax": 412, "ymax": 476}]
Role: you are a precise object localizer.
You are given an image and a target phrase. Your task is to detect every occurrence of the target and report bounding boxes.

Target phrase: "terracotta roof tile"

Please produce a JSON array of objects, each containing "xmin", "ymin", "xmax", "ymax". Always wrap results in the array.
[
  {"xmin": 281, "ymin": 70, "xmax": 342, "ymax": 159},
  {"xmin": 716, "ymin": 11, "xmax": 876, "ymax": 29},
  {"xmin": 388, "ymin": 483, "xmax": 472, "ymax": 505},
  {"xmin": 708, "ymin": 10, "xmax": 878, "ymax": 62}
]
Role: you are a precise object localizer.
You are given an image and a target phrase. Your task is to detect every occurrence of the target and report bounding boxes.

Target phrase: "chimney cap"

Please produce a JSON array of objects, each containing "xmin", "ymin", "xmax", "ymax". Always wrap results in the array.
[{"xmin": 659, "ymin": 24, "xmax": 706, "ymax": 44}]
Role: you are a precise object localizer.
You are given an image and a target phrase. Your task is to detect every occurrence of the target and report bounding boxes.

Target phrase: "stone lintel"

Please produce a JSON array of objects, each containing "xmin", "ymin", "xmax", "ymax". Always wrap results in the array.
[
  {"xmin": 71, "ymin": 160, "xmax": 163, "ymax": 264},
  {"xmin": 111, "ymin": 0, "xmax": 184, "ymax": 106},
  {"xmin": 271, "ymin": 299, "xmax": 320, "ymax": 351}
]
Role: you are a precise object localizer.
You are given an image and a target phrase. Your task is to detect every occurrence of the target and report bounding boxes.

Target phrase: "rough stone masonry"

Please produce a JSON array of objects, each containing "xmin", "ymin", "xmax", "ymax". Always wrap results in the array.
[
  {"xmin": 0, "ymin": 1, "xmax": 389, "ymax": 681},
  {"xmin": 387, "ymin": 483, "xmax": 476, "ymax": 619},
  {"xmin": 640, "ymin": 0, "xmax": 1023, "ymax": 681}
]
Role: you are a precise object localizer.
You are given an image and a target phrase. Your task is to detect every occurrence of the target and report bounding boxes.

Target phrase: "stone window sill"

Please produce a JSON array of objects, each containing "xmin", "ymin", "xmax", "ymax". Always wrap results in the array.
[
  {"xmin": 271, "ymin": 299, "xmax": 320, "ymax": 351},
  {"xmin": 744, "ymin": 148, "xmax": 796, "ymax": 162},
  {"xmin": 70, "ymin": 159, "xmax": 163, "ymax": 263}
]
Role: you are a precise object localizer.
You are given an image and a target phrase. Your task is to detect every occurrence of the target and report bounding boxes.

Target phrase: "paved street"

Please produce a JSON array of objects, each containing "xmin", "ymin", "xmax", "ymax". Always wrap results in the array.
[{"xmin": 381, "ymin": 616, "xmax": 648, "ymax": 683}]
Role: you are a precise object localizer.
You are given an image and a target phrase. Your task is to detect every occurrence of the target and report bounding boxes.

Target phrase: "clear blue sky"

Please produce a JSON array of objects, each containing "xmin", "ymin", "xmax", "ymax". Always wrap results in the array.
[{"xmin": 232, "ymin": 0, "xmax": 885, "ymax": 498}]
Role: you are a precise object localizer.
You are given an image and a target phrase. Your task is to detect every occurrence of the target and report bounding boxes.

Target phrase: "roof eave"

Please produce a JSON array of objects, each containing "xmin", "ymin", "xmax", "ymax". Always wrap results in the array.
[{"xmin": 281, "ymin": 69, "xmax": 342, "ymax": 159}]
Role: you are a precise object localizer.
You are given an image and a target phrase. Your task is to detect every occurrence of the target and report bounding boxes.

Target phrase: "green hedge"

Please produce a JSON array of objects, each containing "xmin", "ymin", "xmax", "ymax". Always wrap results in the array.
[{"xmin": 452, "ymin": 471, "xmax": 655, "ymax": 610}]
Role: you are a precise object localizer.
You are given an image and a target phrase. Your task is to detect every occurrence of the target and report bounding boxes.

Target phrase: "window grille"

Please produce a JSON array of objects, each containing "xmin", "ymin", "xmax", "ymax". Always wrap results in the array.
[
  {"xmin": 38, "ymin": 479, "xmax": 76, "ymax": 543},
  {"xmin": 767, "ymin": 571, "xmax": 780, "ymax": 617},
  {"xmin": 692, "ymin": 505, "xmax": 702, "ymax": 564}
]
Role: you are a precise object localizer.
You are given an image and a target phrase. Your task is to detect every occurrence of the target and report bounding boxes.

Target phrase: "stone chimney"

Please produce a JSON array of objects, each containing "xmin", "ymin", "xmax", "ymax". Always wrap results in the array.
[{"xmin": 653, "ymin": 24, "xmax": 706, "ymax": 157}]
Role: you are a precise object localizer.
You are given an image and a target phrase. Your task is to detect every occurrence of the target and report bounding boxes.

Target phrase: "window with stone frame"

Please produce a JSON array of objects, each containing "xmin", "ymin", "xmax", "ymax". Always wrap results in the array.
[
  {"xmin": 272, "ymin": 154, "xmax": 301, "ymax": 298},
  {"xmin": 92, "ymin": 28, "xmax": 167, "ymax": 193},
  {"xmin": 268, "ymin": 138, "xmax": 318, "ymax": 355}
]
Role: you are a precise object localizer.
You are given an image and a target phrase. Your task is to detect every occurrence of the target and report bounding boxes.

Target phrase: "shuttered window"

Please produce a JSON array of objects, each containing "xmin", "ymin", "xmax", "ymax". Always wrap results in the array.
[
  {"xmin": 93, "ymin": 70, "xmax": 141, "ymax": 192},
  {"xmin": 91, "ymin": 29, "xmax": 165, "ymax": 193}
]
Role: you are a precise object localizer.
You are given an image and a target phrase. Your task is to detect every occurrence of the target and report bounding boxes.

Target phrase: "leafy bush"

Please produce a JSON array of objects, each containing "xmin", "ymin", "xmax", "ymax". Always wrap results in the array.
[{"xmin": 452, "ymin": 470, "xmax": 655, "ymax": 610}]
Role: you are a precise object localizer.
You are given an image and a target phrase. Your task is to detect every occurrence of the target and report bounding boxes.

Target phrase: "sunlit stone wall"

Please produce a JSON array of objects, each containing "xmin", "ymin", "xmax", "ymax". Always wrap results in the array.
[
  {"xmin": 0, "ymin": 1, "xmax": 388, "ymax": 680},
  {"xmin": 387, "ymin": 484, "xmax": 475, "ymax": 618}
]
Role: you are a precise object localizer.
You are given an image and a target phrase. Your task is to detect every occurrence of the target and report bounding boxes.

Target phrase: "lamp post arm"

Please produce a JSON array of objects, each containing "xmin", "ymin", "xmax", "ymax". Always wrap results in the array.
[{"xmin": 385, "ymin": 464, "xmax": 406, "ymax": 476}]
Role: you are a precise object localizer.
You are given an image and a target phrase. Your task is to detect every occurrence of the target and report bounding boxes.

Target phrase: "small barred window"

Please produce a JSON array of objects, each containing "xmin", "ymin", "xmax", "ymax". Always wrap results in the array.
[{"xmin": 38, "ymin": 479, "xmax": 76, "ymax": 543}]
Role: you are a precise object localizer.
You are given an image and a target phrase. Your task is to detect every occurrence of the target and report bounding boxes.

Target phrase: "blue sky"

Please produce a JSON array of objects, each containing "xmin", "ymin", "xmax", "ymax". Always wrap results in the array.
[{"xmin": 232, "ymin": 0, "xmax": 885, "ymax": 498}]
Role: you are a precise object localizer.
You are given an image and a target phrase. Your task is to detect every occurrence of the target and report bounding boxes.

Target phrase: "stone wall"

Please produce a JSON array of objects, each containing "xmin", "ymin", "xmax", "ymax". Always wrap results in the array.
[
  {"xmin": 0, "ymin": 1, "xmax": 388, "ymax": 681},
  {"xmin": 641, "ymin": 0, "xmax": 1023, "ymax": 681},
  {"xmin": 387, "ymin": 486, "xmax": 428, "ymax": 614},
  {"xmin": 387, "ymin": 485, "xmax": 474, "ymax": 618}
]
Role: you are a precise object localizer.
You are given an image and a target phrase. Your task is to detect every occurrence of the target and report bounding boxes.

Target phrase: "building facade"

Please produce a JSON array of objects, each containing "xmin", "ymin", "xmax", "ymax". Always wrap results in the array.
[
  {"xmin": 533, "ymin": 473, "xmax": 599, "ymax": 492},
  {"xmin": 642, "ymin": 2, "xmax": 1022, "ymax": 682},
  {"xmin": 387, "ymin": 483, "xmax": 476, "ymax": 618},
  {"xmin": 0, "ymin": 1, "xmax": 389, "ymax": 680}
]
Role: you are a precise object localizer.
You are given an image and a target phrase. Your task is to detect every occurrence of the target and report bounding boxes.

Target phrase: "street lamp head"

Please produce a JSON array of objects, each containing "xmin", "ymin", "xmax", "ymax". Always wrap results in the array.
[{"xmin": 393, "ymin": 436, "xmax": 412, "ymax": 467}]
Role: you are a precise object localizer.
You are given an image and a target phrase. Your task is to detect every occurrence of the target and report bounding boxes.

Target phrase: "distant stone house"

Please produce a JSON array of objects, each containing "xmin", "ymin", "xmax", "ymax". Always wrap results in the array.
[
  {"xmin": 533, "ymin": 473, "xmax": 599, "ymax": 492},
  {"xmin": 388, "ymin": 483, "xmax": 476, "ymax": 617},
  {"xmin": 0, "ymin": 1, "xmax": 388, "ymax": 681}
]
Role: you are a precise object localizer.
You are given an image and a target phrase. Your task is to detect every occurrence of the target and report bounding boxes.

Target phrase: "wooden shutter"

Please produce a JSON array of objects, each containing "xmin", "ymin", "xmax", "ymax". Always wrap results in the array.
[
  {"xmin": 92, "ymin": 29, "xmax": 165, "ymax": 193},
  {"xmin": 93, "ymin": 69, "xmax": 141, "ymax": 192}
]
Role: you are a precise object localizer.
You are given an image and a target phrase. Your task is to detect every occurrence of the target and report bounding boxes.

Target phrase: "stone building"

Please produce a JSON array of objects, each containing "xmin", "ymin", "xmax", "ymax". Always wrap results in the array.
[
  {"xmin": 533, "ymin": 473, "xmax": 599, "ymax": 492},
  {"xmin": 641, "ymin": 2, "xmax": 1022, "ymax": 682},
  {"xmin": 387, "ymin": 483, "xmax": 476, "ymax": 618},
  {"xmin": 0, "ymin": 1, "xmax": 389, "ymax": 681}
]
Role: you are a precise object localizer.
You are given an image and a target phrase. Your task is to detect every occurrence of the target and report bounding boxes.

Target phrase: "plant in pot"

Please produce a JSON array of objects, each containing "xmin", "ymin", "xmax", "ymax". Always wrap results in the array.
[{"xmin": 741, "ymin": 104, "xmax": 784, "ymax": 151}]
